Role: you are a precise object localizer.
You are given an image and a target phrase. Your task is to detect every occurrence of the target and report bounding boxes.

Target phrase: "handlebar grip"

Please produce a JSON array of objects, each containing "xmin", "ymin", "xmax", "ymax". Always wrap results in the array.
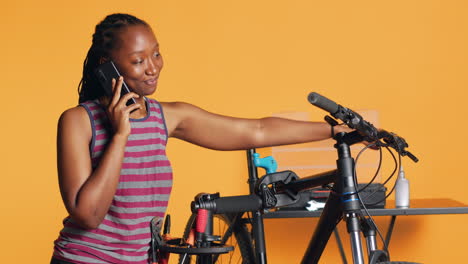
[
  {"xmin": 308, "ymin": 92, "xmax": 339, "ymax": 114},
  {"xmin": 193, "ymin": 195, "xmax": 263, "ymax": 214}
]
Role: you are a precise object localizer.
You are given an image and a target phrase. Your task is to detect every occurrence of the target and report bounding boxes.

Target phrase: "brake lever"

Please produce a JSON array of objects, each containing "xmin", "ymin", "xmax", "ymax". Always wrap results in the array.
[
  {"xmin": 405, "ymin": 151, "xmax": 419, "ymax": 163},
  {"xmin": 378, "ymin": 131, "xmax": 419, "ymax": 163}
]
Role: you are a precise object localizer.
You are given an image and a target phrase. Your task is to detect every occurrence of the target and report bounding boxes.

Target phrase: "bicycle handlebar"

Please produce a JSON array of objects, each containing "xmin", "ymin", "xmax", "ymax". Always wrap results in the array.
[
  {"xmin": 308, "ymin": 92, "xmax": 418, "ymax": 162},
  {"xmin": 192, "ymin": 194, "xmax": 263, "ymax": 214}
]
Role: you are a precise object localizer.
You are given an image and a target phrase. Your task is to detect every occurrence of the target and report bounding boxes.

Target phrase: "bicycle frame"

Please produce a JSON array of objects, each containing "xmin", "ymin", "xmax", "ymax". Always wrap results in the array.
[{"xmin": 247, "ymin": 130, "xmax": 378, "ymax": 264}]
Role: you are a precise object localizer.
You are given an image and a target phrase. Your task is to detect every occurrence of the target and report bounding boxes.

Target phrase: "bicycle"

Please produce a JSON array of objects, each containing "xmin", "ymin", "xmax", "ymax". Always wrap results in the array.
[{"xmin": 154, "ymin": 92, "xmax": 421, "ymax": 264}]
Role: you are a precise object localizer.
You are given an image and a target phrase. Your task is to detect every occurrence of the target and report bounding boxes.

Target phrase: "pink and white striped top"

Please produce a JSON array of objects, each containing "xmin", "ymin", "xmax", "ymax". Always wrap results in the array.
[{"xmin": 53, "ymin": 98, "xmax": 173, "ymax": 264}]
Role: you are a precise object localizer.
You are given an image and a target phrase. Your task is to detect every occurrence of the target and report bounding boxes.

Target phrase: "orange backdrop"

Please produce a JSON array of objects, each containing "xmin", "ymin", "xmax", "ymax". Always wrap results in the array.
[{"xmin": 1, "ymin": 1, "xmax": 468, "ymax": 263}]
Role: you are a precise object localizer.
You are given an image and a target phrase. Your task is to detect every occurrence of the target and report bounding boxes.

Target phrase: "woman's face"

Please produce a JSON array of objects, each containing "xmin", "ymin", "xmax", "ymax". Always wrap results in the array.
[{"xmin": 109, "ymin": 24, "xmax": 163, "ymax": 96}]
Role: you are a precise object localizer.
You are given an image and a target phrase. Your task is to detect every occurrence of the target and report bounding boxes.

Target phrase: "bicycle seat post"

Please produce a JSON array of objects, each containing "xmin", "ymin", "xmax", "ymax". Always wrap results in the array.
[{"xmin": 335, "ymin": 132, "xmax": 366, "ymax": 264}]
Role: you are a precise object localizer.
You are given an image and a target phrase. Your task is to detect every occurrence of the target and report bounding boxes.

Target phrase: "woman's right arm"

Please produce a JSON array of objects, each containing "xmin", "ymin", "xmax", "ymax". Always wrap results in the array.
[{"xmin": 57, "ymin": 77, "xmax": 141, "ymax": 229}]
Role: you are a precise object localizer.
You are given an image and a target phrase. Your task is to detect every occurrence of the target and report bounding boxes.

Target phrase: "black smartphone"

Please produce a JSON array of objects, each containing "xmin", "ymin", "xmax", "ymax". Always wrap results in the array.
[{"xmin": 94, "ymin": 61, "xmax": 136, "ymax": 106}]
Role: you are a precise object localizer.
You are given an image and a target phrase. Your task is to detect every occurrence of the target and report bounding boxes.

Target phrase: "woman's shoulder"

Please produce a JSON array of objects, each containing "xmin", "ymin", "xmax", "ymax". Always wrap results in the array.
[
  {"xmin": 158, "ymin": 101, "xmax": 204, "ymax": 121},
  {"xmin": 59, "ymin": 100, "xmax": 104, "ymax": 122},
  {"xmin": 60, "ymin": 106, "xmax": 88, "ymax": 121},
  {"xmin": 159, "ymin": 101, "xmax": 197, "ymax": 111},
  {"xmin": 155, "ymin": 101, "xmax": 196, "ymax": 136},
  {"xmin": 58, "ymin": 106, "xmax": 92, "ymax": 136}
]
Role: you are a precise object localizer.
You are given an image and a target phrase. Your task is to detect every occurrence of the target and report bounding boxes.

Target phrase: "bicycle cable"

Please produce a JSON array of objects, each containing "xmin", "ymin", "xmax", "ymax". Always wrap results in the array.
[
  {"xmin": 355, "ymin": 143, "xmax": 401, "ymax": 201},
  {"xmin": 354, "ymin": 142, "xmax": 383, "ymax": 193},
  {"xmin": 329, "ymin": 141, "xmax": 382, "ymax": 197},
  {"xmin": 366, "ymin": 146, "xmax": 400, "ymax": 206},
  {"xmin": 352, "ymin": 142, "xmax": 399, "ymax": 260},
  {"xmin": 357, "ymin": 144, "xmax": 400, "ymax": 209}
]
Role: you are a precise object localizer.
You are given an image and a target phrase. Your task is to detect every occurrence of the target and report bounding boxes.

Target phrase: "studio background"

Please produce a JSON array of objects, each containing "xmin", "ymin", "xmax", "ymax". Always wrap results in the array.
[{"xmin": 1, "ymin": 1, "xmax": 467, "ymax": 263}]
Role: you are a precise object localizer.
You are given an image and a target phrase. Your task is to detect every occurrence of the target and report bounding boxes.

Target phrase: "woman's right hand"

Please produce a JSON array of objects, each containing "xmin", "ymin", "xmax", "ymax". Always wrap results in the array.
[{"xmin": 106, "ymin": 76, "xmax": 141, "ymax": 137}]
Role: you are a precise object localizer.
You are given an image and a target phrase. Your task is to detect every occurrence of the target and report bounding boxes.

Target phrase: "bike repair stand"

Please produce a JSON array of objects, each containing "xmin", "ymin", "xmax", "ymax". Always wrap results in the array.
[
  {"xmin": 153, "ymin": 199, "xmax": 234, "ymax": 264},
  {"xmin": 247, "ymin": 149, "xmax": 268, "ymax": 264}
]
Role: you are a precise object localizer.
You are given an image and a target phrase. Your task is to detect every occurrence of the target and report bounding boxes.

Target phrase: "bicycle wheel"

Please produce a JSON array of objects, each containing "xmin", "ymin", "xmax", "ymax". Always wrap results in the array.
[{"xmin": 178, "ymin": 212, "xmax": 255, "ymax": 264}]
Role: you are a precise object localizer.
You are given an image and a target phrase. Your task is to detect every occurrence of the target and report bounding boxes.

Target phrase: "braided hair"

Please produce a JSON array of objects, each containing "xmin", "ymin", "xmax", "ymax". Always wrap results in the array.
[{"xmin": 78, "ymin": 13, "xmax": 149, "ymax": 103}]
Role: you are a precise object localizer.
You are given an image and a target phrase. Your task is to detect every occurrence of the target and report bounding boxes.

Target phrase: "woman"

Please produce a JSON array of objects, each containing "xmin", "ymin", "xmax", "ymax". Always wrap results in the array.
[{"xmin": 51, "ymin": 13, "xmax": 351, "ymax": 264}]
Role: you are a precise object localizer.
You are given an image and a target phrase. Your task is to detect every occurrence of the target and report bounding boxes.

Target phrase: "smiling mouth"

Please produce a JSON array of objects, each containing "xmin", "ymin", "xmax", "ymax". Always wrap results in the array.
[{"xmin": 144, "ymin": 78, "xmax": 158, "ymax": 85}]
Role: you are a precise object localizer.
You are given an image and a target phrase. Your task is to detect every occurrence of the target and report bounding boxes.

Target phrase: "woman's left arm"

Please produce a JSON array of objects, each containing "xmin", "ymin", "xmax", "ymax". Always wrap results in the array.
[{"xmin": 161, "ymin": 102, "xmax": 349, "ymax": 150}]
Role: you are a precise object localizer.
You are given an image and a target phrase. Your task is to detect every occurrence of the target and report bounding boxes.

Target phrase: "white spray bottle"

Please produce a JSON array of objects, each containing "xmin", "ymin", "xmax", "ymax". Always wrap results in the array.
[{"xmin": 395, "ymin": 164, "xmax": 410, "ymax": 208}]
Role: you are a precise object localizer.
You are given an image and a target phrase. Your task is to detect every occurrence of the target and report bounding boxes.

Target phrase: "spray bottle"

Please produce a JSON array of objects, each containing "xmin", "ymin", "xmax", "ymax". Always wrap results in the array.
[{"xmin": 395, "ymin": 164, "xmax": 410, "ymax": 208}]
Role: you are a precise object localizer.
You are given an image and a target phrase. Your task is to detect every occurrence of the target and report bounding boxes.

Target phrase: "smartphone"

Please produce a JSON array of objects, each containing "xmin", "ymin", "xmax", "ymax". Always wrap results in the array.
[{"xmin": 94, "ymin": 61, "xmax": 136, "ymax": 106}]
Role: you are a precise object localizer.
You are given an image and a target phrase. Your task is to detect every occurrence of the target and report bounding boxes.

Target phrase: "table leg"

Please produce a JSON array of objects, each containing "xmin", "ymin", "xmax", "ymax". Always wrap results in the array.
[{"xmin": 385, "ymin": 215, "xmax": 397, "ymax": 248}]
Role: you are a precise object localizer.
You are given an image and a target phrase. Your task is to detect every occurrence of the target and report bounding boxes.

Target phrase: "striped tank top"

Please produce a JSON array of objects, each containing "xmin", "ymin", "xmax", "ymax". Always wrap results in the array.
[{"xmin": 53, "ymin": 98, "xmax": 173, "ymax": 264}]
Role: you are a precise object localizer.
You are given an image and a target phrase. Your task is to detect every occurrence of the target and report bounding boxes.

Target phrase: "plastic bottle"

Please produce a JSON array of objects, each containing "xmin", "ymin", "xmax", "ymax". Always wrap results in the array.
[{"xmin": 395, "ymin": 165, "xmax": 410, "ymax": 208}]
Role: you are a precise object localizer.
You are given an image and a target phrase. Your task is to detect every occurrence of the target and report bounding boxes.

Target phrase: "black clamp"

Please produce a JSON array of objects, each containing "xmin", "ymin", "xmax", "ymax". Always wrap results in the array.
[{"xmin": 255, "ymin": 170, "xmax": 300, "ymax": 208}]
